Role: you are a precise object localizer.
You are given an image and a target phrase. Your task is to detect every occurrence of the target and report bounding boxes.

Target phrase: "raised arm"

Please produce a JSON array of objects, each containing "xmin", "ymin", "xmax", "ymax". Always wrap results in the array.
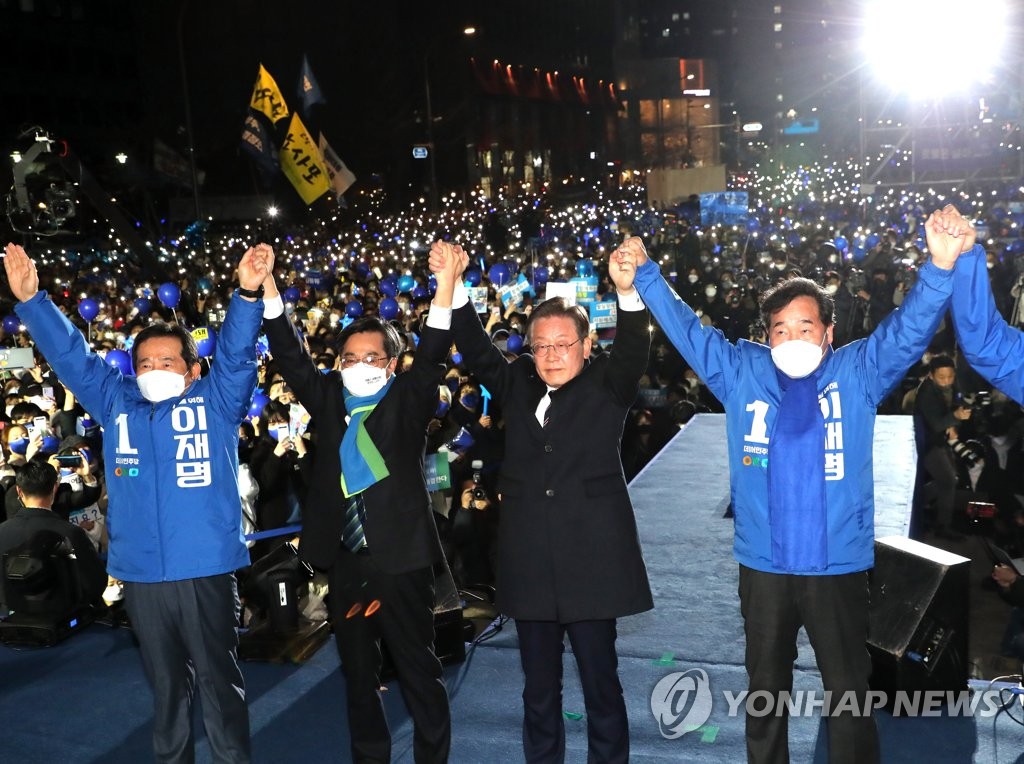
[
  {"xmin": 856, "ymin": 205, "xmax": 963, "ymax": 404},
  {"xmin": 204, "ymin": 245, "xmax": 265, "ymax": 420},
  {"xmin": 604, "ymin": 238, "xmax": 652, "ymax": 405},
  {"xmin": 4, "ymin": 243, "xmax": 122, "ymax": 425},
  {"xmin": 626, "ymin": 237, "xmax": 741, "ymax": 403}
]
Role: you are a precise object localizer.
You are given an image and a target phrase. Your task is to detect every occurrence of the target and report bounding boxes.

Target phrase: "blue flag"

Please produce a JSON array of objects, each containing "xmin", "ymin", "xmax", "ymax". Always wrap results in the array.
[{"xmin": 297, "ymin": 54, "xmax": 326, "ymax": 113}]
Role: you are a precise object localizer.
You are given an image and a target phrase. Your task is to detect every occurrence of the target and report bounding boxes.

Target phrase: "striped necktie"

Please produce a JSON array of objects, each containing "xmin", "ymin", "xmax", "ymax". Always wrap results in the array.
[{"xmin": 342, "ymin": 493, "xmax": 367, "ymax": 552}]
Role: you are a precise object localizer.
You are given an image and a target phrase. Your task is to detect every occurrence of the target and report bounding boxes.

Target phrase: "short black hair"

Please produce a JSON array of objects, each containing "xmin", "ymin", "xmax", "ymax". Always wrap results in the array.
[
  {"xmin": 526, "ymin": 298, "xmax": 590, "ymax": 345},
  {"xmin": 132, "ymin": 321, "xmax": 200, "ymax": 372},
  {"xmin": 336, "ymin": 316, "xmax": 404, "ymax": 359},
  {"xmin": 9, "ymin": 402, "xmax": 43, "ymax": 423},
  {"xmin": 928, "ymin": 354, "xmax": 956, "ymax": 374},
  {"xmin": 759, "ymin": 277, "xmax": 835, "ymax": 332},
  {"xmin": 16, "ymin": 460, "xmax": 58, "ymax": 500}
]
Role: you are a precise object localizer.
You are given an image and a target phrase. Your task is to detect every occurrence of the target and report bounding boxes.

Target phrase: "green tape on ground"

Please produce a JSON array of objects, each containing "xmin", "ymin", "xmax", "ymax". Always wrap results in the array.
[
  {"xmin": 652, "ymin": 651, "xmax": 676, "ymax": 666},
  {"xmin": 684, "ymin": 725, "xmax": 719, "ymax": 743},
  {"xmin": 563, "ymin": 711, "xmax": 584, "ymax": 721}
]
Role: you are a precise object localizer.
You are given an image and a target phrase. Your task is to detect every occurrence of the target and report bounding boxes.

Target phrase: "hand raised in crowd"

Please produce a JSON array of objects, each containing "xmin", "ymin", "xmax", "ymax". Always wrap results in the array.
[
  {"xmin": 3, "ymin": 243, "xmax": 40, "ymax": 303},
  {"xmin": 607, "ymin": 236, "xmax": 648, "ymax": 294},
  {"xmin": 428, "ymin": 241, "xmax": 467, "ymax": 309},
  {"xmin": 993, "ymin": 563, "xmax": 1017, "ymax": 589},
  {"xmin": 428, "ymin": 241, "xmax": 466, "ymax": 286},
  {"xmin": 273, "ymin": 433, "xmax": 294, "ymax": 457},
  {"xmin": 924, "ymin": 204, "xmax": 975, "ymax": 270},
  {"xmin": 609, "ymin": 240, "xmax": 640, "ymax": 294},
  {"xmin": 238, "ymin": 243, "xmax": 272, "ymax": 295}
]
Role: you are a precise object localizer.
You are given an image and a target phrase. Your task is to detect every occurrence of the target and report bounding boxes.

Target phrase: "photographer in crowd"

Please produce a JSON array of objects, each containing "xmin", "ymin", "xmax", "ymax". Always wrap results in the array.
[{"xmin": 912, "ymin": 354, "xmax": 973, "ymax": 541}]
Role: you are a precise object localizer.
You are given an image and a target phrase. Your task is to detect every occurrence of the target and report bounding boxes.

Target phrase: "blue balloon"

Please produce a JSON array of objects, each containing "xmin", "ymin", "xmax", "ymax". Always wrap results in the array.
[
  {"xmin": 865, "ymin": 233, "xmax": 881, "ymax": 249},
  {"xmin": 507, "ymin": 334, "xmax": 524, "ymax": 354},
  {"xmin": 197, "ymin": 277, "xmax": 213, "ymax": 293},
  {"xmin": 78, "ymin": 298, "xmax": 99, "ymax": 322},
  {"xmin": 464, "ymin": 269, "xmax": 482, "ymax": 287},
  {"xmin": 283, "ymin": 287, "xmax": 301, "ymax": 304},
  {"xmin": 412, "ymin": 285, "xmax": 428, "ymax": 299},
  {"xmin": 397, "ymin": 275, "xmax": 416, "ymax": 294},
  {"xmin": 133, "ymin": 297, "xmax": 151, "ymax": 314},
  {"xmin": 488, "ymin": 263, "xmax": 512, "ymax": 286},
  {"xmin": 532, "ymin": 266, "xmax": 550, "ymax": 285},
  {"xmin": 105, "ymin": 348, "xmax": 132, "ymax": 374},
  {"xmin": 157, "ymin": 282, "xmax": 181, "ymax": 309},
  {"xmin": 833, "ymin": 236, "xmax": 848, "ymax": 253},
  {"xmin": 345, "ymin": 300, "xmax": 364, "ymax": 318},
  {"xmin": 379, "ymin": 297, "xmax": 399, "ymax": 320},
  {"xmin": 379, "ymin": 279, "xmax": 398, "ymax": 297},
  {"xmin": 248, "ymin": 391, "xmax": 270, "ymax": 419},
  {"xmin": 852, "ymin": 246, "xmax": 867, "ymax": 261},
  {"xmin": 191, "ymin": 326, "xmax": 217, "ymax": 358},
  {"xmin": 2, "ymin": 315, "xmax": 20, "ymax": 334}
]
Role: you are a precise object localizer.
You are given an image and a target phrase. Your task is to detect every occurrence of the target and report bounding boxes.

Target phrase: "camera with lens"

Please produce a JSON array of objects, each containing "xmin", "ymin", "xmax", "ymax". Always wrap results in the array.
[
  {"xmin": 948, "ymin": 438, "xmax": 984, "ymax": 469},
  {"xmin": 471, "ymin": 459, "xmax": 486, "ymax": 500},
  {"xmin": 845, "ymin": 269, "xmax": 867, "ymax": 295}
]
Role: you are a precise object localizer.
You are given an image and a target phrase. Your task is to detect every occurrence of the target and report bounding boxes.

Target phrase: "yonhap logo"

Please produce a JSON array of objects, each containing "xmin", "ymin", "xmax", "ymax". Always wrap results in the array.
[{"xmin": 650, "ymin": 668, "xmax": 713, "ymax": 739}]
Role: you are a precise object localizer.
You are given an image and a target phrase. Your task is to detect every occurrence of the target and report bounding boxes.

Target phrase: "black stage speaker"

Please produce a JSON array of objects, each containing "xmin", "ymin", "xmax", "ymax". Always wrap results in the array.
[{"xmin": 867, "ymin": 536, "xmax": 970, "ymax": 701}]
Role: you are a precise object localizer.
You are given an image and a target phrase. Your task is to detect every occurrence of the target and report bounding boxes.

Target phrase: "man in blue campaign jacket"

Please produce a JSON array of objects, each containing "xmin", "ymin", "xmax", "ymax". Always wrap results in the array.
[
  {"xmin": 943, "ymin": 205, "xmax": 1024, "ymax": 405},
  {"xmin": 4, "ymin": 242, "xmax": 268, "ymax": 764},
  {"xmin": 618, "ymin": 214, "xmax": 962, "ymax": 764}
]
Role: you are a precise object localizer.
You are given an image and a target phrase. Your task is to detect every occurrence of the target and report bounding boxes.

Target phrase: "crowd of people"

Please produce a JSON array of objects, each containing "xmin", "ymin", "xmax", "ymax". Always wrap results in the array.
[{"xmin": 2, "ymin": 159, "xmax": 1024, "ymax": 761}]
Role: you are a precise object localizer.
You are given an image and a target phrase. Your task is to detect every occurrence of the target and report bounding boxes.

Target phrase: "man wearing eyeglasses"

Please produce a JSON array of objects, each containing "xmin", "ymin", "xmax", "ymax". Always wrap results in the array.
[
  {"xmin": 429, "ymin": 241, "xmax": 653, "ymax": 764},
  {"xmin": 257, "ymin": 247, "xmax": 456, "ymax": 763}
]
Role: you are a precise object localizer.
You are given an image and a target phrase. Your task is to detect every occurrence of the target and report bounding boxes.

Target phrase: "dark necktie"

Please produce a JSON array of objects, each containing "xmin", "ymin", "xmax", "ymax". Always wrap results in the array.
[
  {"xmin": 542, "ymin": 392, "xmax": 554, "ymax": 427},
  {"xmin": 342, "ymin": 493, "xmax": 367, "ymax": 552}
]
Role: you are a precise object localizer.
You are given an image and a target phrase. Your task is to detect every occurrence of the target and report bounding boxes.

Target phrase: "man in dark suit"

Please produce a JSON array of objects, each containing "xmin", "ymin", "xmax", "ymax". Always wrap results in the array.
[
  {"xmin": 429, "ymin": 241, "xmax": 653, "ymax": 763},
  {"xmin": 0, "ymin": 460, "xmax": 106, "ymax": 611},
  {"xmin": 257, "ymin": 247, "xmax": 455, "ymax": 763}
]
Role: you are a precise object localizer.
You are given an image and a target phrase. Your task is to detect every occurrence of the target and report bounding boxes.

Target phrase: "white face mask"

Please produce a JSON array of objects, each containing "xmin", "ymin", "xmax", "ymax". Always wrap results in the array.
[
  {"xmin": 704, "ymin": 286, "xmax": 717, "ymax": 298},
  {"xmin": 341, "ymin": 363, "xmax": 390, "ymax": 397},
  {"xmin": 770, "ymin": 333, "xmax": 828, "ymax": 379},
  {"xmin": 137, "ymin": 369, "xmax": 188, "ymax": 402},
  {"xmin": 687, "ymin": 274, "xmax": 699, "ymax": 283},
  {"xmin": 824, "ymin": 283, "xmax": 839, "ymax": 295}
]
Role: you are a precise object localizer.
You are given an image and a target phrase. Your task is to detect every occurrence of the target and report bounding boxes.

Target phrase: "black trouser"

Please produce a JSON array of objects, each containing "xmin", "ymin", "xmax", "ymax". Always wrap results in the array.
[
  {"xmin": 327, "ymin": 547, "xmax": 450, "ymax": 764},
  {"xmin": 738, "ymin": 566, "xmax": 879, "ymax": 764},
  {"xmin": 921, "ymin": 445, "xmax": 959, "ymax": 528},
  {"xmin": 515, "ymin": 618, "xmax": 628, "ymax": 764},
  {"xmin": 124, "ymin": 574, "xmax": 250, "ymax": 764}
]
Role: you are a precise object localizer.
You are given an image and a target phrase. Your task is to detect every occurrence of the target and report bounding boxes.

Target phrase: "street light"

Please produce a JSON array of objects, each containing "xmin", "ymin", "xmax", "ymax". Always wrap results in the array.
[{"xmin": 424, "ymin": 26, "xmax": 476, "ymax": 213}]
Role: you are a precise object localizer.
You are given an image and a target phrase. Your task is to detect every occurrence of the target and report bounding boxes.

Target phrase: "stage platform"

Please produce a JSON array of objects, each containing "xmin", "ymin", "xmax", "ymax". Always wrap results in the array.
[{"xmin": 0, "ymin": 414, "xmax": 1020, "ymax": 762}]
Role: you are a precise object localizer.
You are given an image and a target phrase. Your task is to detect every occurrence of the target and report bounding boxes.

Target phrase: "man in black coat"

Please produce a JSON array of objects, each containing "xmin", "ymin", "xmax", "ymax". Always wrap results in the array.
[
  {"xmin": 429, "ymin": 240, "xmax": 653, "ymax": 763},
  {"xmin": 257, "ymin": 247, "xmax": 455, "ymax": 763},
  {"xmin": 913, "ymin": 354, "xmax": 973, "ymax": 539},
  {"xmin": 0, "ymin": 460, "xmax": 106, "ymax": 611}
]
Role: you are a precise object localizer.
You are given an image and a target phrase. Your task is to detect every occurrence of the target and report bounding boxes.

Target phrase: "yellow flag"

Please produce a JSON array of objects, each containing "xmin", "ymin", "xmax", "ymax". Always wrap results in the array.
[
  {"xmin": 280, "ymin": 113, "xmax": 330, "ymax": 205},
  {"xmin": 249, "ymin": 64, "xmax": 290, "ymax": 124}
]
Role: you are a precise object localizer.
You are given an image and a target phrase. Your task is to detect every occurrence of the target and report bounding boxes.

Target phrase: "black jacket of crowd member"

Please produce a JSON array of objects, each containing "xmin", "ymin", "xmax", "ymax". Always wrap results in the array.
[
  {"xmin": 248, "ymin": 432, "xmax": 314, "ymax": 533},
  {"xmin": 0, "ymin": 506, "xmax": 107, "ymax": 609},
  {"xmin": 913, "ymin": 376, "xmax": 969, "ymax": 453}
]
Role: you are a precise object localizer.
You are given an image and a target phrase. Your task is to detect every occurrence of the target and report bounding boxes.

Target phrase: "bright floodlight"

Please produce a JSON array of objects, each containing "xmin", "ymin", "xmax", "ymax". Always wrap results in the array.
[{"xmin": 863, "ymin": 0, "xmax": 1008, "ymax": 97}]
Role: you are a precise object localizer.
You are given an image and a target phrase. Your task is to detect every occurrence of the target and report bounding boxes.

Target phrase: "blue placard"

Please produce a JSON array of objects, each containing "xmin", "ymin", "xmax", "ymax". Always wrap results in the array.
[
  {"xmin": 498, "ymin": 273, "xmax": 535, "ymax": 309},
  {"xmin": 700, "ymin": 192, "xmax": 749, "ymax": 226},
  {"xmin": 424, "ymin": 452, "xmax": 452, "ymax": 492},
  {"xmin": 589, "ymin": 300, "xmax": 617, "ymax": 328},
  {"xmin": 570, "ymin": 275, "xmax": 599, "ymax": 308}
]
